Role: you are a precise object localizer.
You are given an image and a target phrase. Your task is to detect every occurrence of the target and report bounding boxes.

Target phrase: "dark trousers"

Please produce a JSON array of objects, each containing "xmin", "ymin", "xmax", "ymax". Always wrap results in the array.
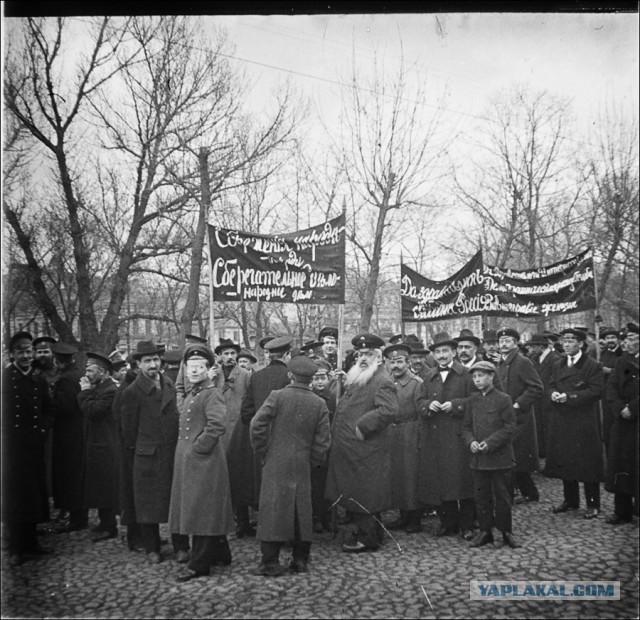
[
  {"xmin": 69, "ymin": 508, "xmax": 89, "ymax": 528},
  {"xmin": 261, "ymin": 510, "xmax": 311, "ymax": 565},
  {"xmin": 472, "ymin": 469, "xmax": 513, "ymax": 534},
  {"xmin": 311, "ymin": 465, "xmax": 331, "ymax": 526},
  {"xmin": 614, "ymin": 494, "xmax": 634, "ymax": 521},
  {"xmin": 139, "ymin": 523, "xmax": 183, "ymax": 554},
  {"xmin": 513, "ymin": 471, "xmax": 539, "ymax": 500},
  {"xmin": 126, "ymin": 522, "xmax": 141, "ymax": 549},
  {"xmin": 173, "ymin": 534, "xmax": 232, "ymax": 573},
  {"xmin": 563, "ymin": 480, "xmax": 600, "ymax": 509},
  {"xmin": 353, "ymin": 512, "xmax": 384, "ymax": 548},
  {"xmin": 5, "ymin": 521, "xmax": 39, "ymax": 554},
  {"xmin": 98, "ymin": 508, "xmax": 117, "ymax": 530},
  {"xmin": 438, "ymin": 498, "xmax": 475, "ymax": 532}
]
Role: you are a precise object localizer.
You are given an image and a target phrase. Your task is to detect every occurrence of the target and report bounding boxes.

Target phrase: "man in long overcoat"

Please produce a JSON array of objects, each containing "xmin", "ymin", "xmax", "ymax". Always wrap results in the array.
[
  {"xmin": 600, "ymin": 327, "xmax": 624, "ymax": 450},
  {"xmin": 543, "ymin": 328, "xmax": 605, "ymax": 519},
  {"xmin": 227, "ymin": 335, "xmax": 292, "ymax": 537},
  {"xmin": 50, "ymin": 343, "xmax": 87, "ymax": 532},
  {"xmin": 325, "ymin": 333, "xmax": 398, "ymax": 552},
  {"xmin": 121, "ymin": 340, "xmax": 180, "ymax": 563},
  {"xmin": 1, "ymin": 331, "xmax": 55, "ymax": 566},
  {"xmin": 383, "ymin": 343, "xmax": 425, "ymax": 534},
  {"xmin": 525, "ymin": 333, "xmax": 562, "ymax": 458},
  {"xmin": 605, "ymin": 323, "xmax": 639, "ymax": 524},
  {"xmin": 496, "ymin": 327, "xmax": 544, "ymax": 504},
  {"xmin": 417, "ymin": 331, "xmax": 476, "ymax": 539},
  {"xmin": 77, "ymin": 352, "xmax": 119, "ymax": 540},
  {"xmin": 250, "ymin": 356, "xmax": 331, "ymax": 575},
  {"xmin": 169, "ymin": 345, "xmax": 235, "ymax": 582}
]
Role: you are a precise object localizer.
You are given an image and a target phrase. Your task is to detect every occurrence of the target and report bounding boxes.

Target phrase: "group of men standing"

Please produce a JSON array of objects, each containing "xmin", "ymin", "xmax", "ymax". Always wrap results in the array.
[{"xmin": 2, "ymin": 319, "xmax": 638, "ymax": 577}]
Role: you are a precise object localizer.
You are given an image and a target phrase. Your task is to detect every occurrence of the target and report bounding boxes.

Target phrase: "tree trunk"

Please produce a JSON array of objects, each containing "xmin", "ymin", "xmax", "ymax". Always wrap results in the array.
[
  {"xmin": 360, "ymin": 172, "xmax": 395, "ymax": 332},
  {"xmin": 180, "ymin": 147, "xmax": 210, "ymax": 346}
]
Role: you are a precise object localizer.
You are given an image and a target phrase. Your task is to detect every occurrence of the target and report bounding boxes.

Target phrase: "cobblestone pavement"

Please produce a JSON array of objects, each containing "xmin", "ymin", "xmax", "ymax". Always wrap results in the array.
[{"xmin": 2, "ymin": 472, "xmax": 638, "ymax": 619}]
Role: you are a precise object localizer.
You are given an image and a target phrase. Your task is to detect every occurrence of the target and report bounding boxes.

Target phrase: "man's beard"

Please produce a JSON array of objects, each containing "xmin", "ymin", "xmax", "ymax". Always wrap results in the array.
[{"xmin": 345, "ymin": 361, "xmax": 379, "ymax": 387}]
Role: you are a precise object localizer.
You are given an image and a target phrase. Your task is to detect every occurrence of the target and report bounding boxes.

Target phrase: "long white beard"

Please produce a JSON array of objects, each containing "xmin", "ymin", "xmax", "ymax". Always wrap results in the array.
[{"xmin": 346, "ymin": 360, "xmax": 379, "ymax": 387}]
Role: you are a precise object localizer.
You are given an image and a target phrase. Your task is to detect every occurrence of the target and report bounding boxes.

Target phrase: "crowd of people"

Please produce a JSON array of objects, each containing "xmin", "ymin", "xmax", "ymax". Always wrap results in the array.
[{"xmin": 2, "ymin": 321, "xmax": 638, "ymax": 581}]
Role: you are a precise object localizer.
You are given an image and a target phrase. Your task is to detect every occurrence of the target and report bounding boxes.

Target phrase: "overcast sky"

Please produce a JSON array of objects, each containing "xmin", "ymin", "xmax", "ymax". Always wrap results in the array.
[{"xmin": 209, "ymin": 13, "xmax": 638, "ymax": 138}]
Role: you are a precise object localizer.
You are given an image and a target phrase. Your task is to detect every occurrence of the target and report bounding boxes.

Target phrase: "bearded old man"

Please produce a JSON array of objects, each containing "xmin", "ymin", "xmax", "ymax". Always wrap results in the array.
[{"xmin": 325, "ymin": 333, "xmax": 399, "ymax": 552}]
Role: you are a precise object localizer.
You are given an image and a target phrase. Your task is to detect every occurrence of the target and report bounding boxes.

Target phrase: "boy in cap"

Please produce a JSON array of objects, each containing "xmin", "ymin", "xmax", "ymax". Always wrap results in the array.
[
  {"xmin": 250, "ymin": 356, "xmax": 331, "ymax": 575},
  {"xmin": 462, "ymin": 361, "xmax": 519, "ymax": 548}
]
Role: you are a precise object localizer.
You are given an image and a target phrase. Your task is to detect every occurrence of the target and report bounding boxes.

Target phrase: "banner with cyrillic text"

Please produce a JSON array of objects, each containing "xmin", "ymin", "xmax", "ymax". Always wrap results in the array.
[
  {"xmin": 209, "ymin": 214, "xmax": 346, "ymax": 304},
  {"xmin": 401, "ymin": 249, "xmax": 596, "ymax": 321}
]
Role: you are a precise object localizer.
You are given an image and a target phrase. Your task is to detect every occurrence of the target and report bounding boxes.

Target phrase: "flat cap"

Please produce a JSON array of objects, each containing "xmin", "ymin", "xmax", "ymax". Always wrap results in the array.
[
  {"xmin": 560, "ymin": 327, "xmax": 587, "ymax": 342},
  {"xmin": 264, "ymin": 335, "xmax": 293, "ymax": 352},
  {"xmin": 524, "ymin": 334, "xmax": 549, "ymax": 346},
  {"xmin": 86, "ymin": 352, "xmax": 112, "ymax": 371},
  {"xmin": 318, "ymin": 326, "xmax": 339, "ymax": 341},
  {"xmin": 626, "ymin": 322, "xmax": 639, "ymax": 335},
  {"xmin": 351, "ymin": 333, "xmax": 385, "ymax": 350},
  {"xmin": 599, "ymin": 327, "xmax": 620, "ymax": 339},
  {"xmin": 111, "ymin": 359, "xmax": 127, "ymax": 371},
  {"xmin": 258, "ymin": 336, "xmax": 275, "ymax": 349},
  {"xmin": 388, "ymin": 334, "xmax": 404, "ymax": 344},
  {"xmin": 287, "ymin": 356, "xmax": 319, "ymax": 377},
  {"xmin": 496, "ymin": 327, "xmax": 520, "ymax": 342},
  {"xmin": 313, "ymin": 359, "xmax": 332, "ymax": 374},
  {"xmin": 237, "ymin": 348, "xmax": 257, "ymax": 363},
  {"xmin": 162, "ymin": 349, "xmax": 184, "ymax": 364},
  {"xmin": 300, "ymin": 340, "xmax": 322, "ymax": 352},
  {"xmin": 383, "ymin": 343, "xmax": 412, "ymax": 359},
  {"xmin": 33, "ymin": 336, "xmax": 56, "ymax": 348},
  {"xmin": 469, "ymin": 361, "xmax": 498, "ymax": 374},
  {"xmin": 51, "ymin": 342, "xmax": 78, "ymax": 357}
]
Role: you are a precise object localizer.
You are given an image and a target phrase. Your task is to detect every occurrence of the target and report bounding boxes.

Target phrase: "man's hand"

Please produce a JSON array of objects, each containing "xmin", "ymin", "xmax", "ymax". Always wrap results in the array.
[
  {"xmin": 440, "ymin": 401, "xmax": 452, "ymax": 413},
  {"xmin": 470, "ymin": 441, "xmax": 481, "ymax": 453},
  {"xmin": 478, "ymin": 441, "xmax": 488, "ymax": 451},
  {"xmin": 621, "ymin": 406, "xmax": 632, "ymax": 420},
  {"xmin": 79, "ymin": 377, "xmax": 91, "ymax": 391},
  {"xmin": 208, "ymin": 364, "xmax": 221, "ymax": 380},
  {"xmin": 429, "ymin": 401, "xmax": 442, "ymax": 413},
  {"xmin": 551, "ymin": 391, "xmax": 567, "ymax": 403}
]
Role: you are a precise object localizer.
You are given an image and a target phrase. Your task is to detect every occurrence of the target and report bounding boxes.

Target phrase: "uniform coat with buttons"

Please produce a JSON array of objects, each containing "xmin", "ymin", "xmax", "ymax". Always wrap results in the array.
[
  {"xmin": 227, "ymin": 359, "xmax": 291, "ymax": 509},
  {"xmin": 121, "ymin": 373, "xmax": 179, "ymax": 524},
  {"xmin": 497, "ymin": 349, "xmax": 543, "ymax": 472},
  {"xmin": 77, "ymin": 377, "xmax": 119, "ymax": 510},
  {"xmin": 543, "ymin": 352, "xmax": 605, "ymax": 483},
  {"xmin": 250, "ymin": 383, "xmax": 331, "ymax": 541},
  {"xmin": 605, "ymin": 352, "xmax": 639, "ymax": 498},
  {"xmin": 169, "ymin": 378, "xmax": 235, "ymax": 536},
  {"xmin": 389, "ymin": 371, "xmax": 424, "ymax": 510},
  {"xmin": 461, "ymin": 388, "xmax": 516, "ymax": 470},
  {"xmin": 212, "ymin": 364, "xmax": 251, "ymax": 451},
  {"xmin": 51, "ymin": 363, "xmax": 85, "ymax": 512},
  {"xmin": 417, "ymin": 361, "xmax": 475, "ymax": 505},
  {"xmin": 325, "ymin": 365, "xmax": 398, "ymax": 513},
  {"xmin": 1, "ymin": 365, "xmax": 54, "ymax": 523}
]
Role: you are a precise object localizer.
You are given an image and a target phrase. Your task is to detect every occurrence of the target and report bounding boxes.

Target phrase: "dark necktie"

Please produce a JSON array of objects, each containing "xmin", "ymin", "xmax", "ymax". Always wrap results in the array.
[{"xmin": 439, "ymin": 366, "xmax": 450, "ymax": 372}]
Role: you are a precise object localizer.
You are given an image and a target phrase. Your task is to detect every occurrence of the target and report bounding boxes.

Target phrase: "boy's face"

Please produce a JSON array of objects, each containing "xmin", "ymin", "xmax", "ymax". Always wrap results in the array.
[
  {"xmin": 186, "ymin": 359, "xmax": 209, "ymax": 384},
  {"xmin": 472, "ymin": 370, "xmax": 493, "ymax": 391},
  {"xmin": 312, "ymin": 371, "xmax": 329, "ymax": 391}
]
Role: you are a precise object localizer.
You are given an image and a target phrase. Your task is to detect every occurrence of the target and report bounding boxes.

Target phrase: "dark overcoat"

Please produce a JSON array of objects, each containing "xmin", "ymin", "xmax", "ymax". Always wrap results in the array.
[
  {"xmin": 51, "ymin": 364, "xmax": 85, "ymax": 511},
  {"xmin": 605, "ymin": 352, "xmax": 639, "ymax": 499},
  {"xmin": 121, "ymin": 373, "xmax": 179, "ymax": 524},
  {"xmin": 325, "ymin": 365, "xmax": 398, "ymax": 514},
  {"xmin": 601, "ymin": 346, "xmax": 623, "ymax": 445},
  {"xmin": 112, "ymin": 371, "xmax": 138, "ymax": 525},
  {"xmin": 543, "ymin": 353, "xmax": 605, "ymax": 483},
  {"xmin": 169, "ymin": 379, "xmax": 235, "ymax": 536},
  {"xmin": 227, "ymin": 360, "xmax": 290, "ymax": 508},
  {"xmin": 497, "ymin": 349, "xmax": 543, "ymax": 472},
  {"xmin": 1, "ymin": 365, "xmax": 54, "ymax": 523},
  {"xmin": 461, "ymin": 388, "xmax": 516, "ymax": 470},
  {"xmin": 251, "ymin": 383, "xmax": 331, "ymax": 541},
  {"xmin": 532, "ymin": 349, "xmax": 562, "ymax": 457},
  {"xmin": 389, "ymin": 371, "xmax": 424, "ymax": 510},
  {"xmin": 417, "ymin": 362, "xmax": 475, "ymax": 505},
  {"xmin": 77, "ymin": 378, "xmax": 119, "ymax": 510}
]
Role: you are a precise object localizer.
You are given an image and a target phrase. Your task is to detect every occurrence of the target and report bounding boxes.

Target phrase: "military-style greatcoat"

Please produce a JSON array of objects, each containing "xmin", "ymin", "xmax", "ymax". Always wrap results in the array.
[
  {"xmin": 461, "ymin": 388, "xmax": 516, "ymax": 470},
  {"xmin": 325, "ymin": 365, "xmax": 398, "ymax": 513},
  {"xmin": 1, "ymin": 365, "xmax": 54, "ymax": 523},
  {"xmin": 77, "ymin": 377, "xmax": 119, "ymax": 510},
  {"xmin": 543, "ymin": 352, "xmax": 605, "ymax": 483},
  {"xmin": 169, "ymin": 379, "xmax": 235, "ymax": 536},
  {"xmin": 227, "ymin": 360, "xmax": 291, "ymax": 509},
  {"xmin": 51, "ymin": 363, "xmax": 85, "ymax": 511},
  {"xmin": 251, "ymin": 383, "xmax": 331, "ymax": 541},
  {"xmin": 605, "ymin": 352, "xmax": 639, "ymax": 499},
  {"xmin": 121, "ymin": 373, "xmax": 179, "ymax": 523},
  {"xmin": 388, "ymin": 371, "xmax": 424, "ymax": 510},
  {"xmin": 212, "ymin": 364, "xmax": 251, "ymax": 450},
  {"xmin": 417, "ymin": 362, "xmax": 475, "ymax": 505},
  {"xmin": 497, "ymin": 349, "xmax": 543, "ymax": 472}
]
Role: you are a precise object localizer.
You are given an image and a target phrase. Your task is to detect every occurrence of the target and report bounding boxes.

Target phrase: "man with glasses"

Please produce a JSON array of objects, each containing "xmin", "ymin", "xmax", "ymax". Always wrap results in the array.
[
  {"xmin": 326, "ymin": 333, "xmax": 398, "ymax": 552},
  {"xmin": 544, "ymin": 328, "xmax": 605, "ymax": 519}
]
